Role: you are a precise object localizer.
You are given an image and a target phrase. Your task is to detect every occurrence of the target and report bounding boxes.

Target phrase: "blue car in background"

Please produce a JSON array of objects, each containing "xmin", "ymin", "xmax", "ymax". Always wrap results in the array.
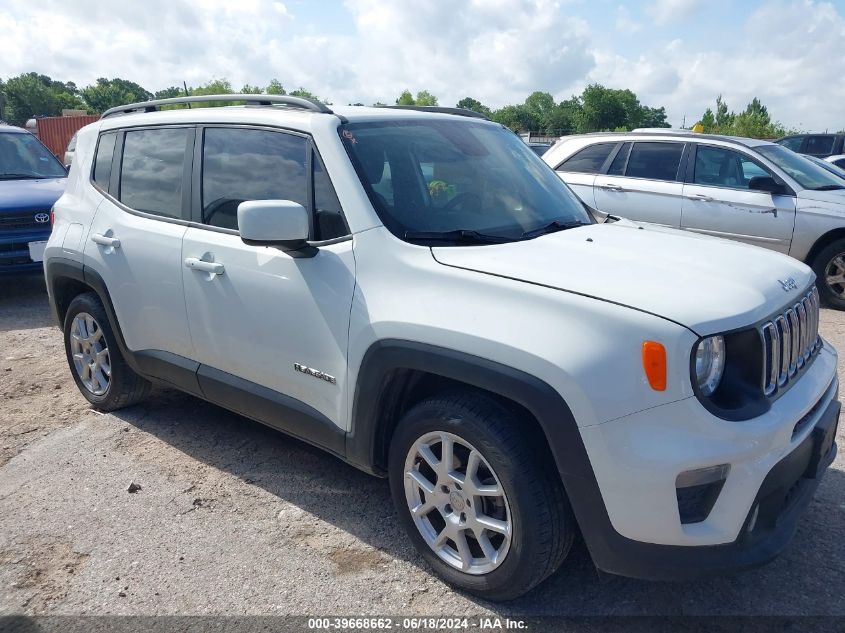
[{"xmin": 0, "ymin": 124, "xmax": 67, "ymax": 274}]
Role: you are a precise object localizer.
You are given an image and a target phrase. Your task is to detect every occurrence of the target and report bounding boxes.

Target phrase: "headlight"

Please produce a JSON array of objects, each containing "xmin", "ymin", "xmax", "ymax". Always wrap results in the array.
[{"xmin": 694, "ymin": 335, "xmax": 726, "ymax": 396}]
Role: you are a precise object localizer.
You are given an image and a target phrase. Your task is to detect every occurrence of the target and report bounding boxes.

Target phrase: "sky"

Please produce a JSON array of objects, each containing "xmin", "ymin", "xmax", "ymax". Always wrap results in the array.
[{"xmin": 2, "ymin": 0, "xmax": 844, "ymax": 130}]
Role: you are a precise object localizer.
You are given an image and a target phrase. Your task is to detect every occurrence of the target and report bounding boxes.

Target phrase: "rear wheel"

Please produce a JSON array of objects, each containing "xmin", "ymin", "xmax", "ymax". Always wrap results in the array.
[
  {"xmin": 812, "ymin": 239, "xmax": 845, "ymax": 310},
  {"xmin": 388, "ymin": 390, "xmax": 575, "ymax": 600},
  {"xmin": 63, "ymin": 292, "xmax": 151, "ymax": 411}
]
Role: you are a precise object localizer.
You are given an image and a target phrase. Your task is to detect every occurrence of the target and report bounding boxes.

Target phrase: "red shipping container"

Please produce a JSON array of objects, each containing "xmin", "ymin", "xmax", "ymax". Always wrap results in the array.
[{"xmin": 34, "ymin": 115, "xmax": 99, "ymax": 158}]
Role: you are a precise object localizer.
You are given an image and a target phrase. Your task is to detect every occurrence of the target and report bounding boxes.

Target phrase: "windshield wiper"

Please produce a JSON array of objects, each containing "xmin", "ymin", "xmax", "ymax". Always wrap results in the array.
[
  {"xmin": 0, "ymin": 173, "xmax": 46, "ymax": 180},
  {"xmin": 811, "ymin": 184, "xmax": 845, "ymax": 191},
  {"xmin": 404, "ymin": 229, "xmax": 514, "ymax": 244},
  {"xmin": 520, "ymin": 219, "xmax": 588, "ymax": 239}
]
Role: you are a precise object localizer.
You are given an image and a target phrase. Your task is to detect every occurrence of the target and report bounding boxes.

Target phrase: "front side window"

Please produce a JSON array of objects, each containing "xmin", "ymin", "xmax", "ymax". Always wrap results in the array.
[
  {"xmin": 805, "ymin": 135, "xmax": 835, "ymax": 155},
  {"xmin": 694, "ymin": 145, "xmax": 773, "ymax": 189},
  {"xmin": 119, "ymin": 128, "xmax": 189, "ymax": 218},
  {"xmin": 92, "ymin": 132, "xmax": 117, "ymax": 191},
  {"xmin": 0, "ymin": 132, "xmax": 67, "ymax": 180},
  {"xmin": 202, "ymin": 128, "xmax": 308, "ymax": 230},
  {"xmin": 757, "ymin": 145, "xmax": 845, "ymax": 191},
  {"xmin": 559, "ymin": 143, "xmax": 616, "ymax": 174},
  {"xmin": 339, "ymin": 119, "xmax": 591, "ymax": 242},
  {"xmin": 625, "ymin": 142, "xmax": 684, "ymax": 181},
  {"xmin": 777, "ymin": 136, "xmax": 803, "ymax": 152}
]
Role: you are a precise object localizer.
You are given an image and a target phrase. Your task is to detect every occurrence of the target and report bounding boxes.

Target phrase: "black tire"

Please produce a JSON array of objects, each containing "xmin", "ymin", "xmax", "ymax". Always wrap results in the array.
[
  {"xmin": 388, "ymin": 390, "xmax": 575, "ymax": 601},
  {"xmin": 63, "ymin": 292, "xmax": 151, "ymax": 411},
  {"xmin": 812, "ymin": 238, "xmax": 845, "ymax": 310}
]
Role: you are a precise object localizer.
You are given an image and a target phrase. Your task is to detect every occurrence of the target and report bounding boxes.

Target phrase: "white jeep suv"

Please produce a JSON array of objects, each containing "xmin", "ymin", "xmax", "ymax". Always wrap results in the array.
[
  {"xmin": 543, "ymin": 130, "xmax": 845, "ymax": 309},
  {"xmin": 44, "ymin": 96, "xmax": 839, "ymax": 600}
]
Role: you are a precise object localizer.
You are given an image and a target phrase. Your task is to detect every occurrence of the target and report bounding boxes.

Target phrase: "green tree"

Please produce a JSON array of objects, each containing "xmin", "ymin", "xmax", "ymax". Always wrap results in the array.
[
  {"xmin": 455, "ymin": 97, "xmax": 491, "ymax": 117},
  {"xmin": 414, "ymin": 90, "xmax": 438, "ymax": 106},
  {"xmin": 2, "ymin": 73, "xmax": 86, "ymax": 125},
  {"xmin": 289, "ymin": 87, "xmax": 319, "ymax": 100},
  {"xmin": 155, "ymin": 86, "xmax": 184, "ymax": 100},
  {"xmin": 266, "ymin": 79, "xmax": 286, "ymax": 95},
  {"xmin": 491, "ymin": 104, "xmax": 535, "ymax": 132},
  {"xmin": 576, "ymin": 84, "xmax": 628, "ymax": 132},
  {"xmin": 81, "ymin": 78, "xmax": 152, "ymax": 113},
  {"xmin": 395, "ymin": 89, "xmax": 415, "ymax": 105},
  {"xmin": 241, "ymin": 84, "xmax": 263, "ymax": 94}
]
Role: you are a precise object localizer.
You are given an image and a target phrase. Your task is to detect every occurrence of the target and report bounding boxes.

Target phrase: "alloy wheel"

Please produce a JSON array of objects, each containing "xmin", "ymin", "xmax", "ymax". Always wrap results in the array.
[
  {"xmin": 69, "ymin": 312, "xmax": 111, "ymax": 396},
  {"xmin": 825, "ymin": 253, "xmax": 845, "ymax": 297},
  {"xmin": 403, "ymin": 431, "xmax": 512, "ymax": 575}
]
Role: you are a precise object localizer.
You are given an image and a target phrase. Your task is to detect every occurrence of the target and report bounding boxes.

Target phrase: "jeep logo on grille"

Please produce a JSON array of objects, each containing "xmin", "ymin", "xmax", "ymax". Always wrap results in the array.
[
  {"xmin": 34, "ymin": 213, "xmax": 50, "ymax": 224},
  {"xmin": 778, "ymin": 277, "xmax": 797, "ymax": 292}
]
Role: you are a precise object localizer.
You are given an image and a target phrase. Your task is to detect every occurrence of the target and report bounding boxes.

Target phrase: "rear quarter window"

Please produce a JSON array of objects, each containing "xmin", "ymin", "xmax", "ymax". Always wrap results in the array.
[
  {"xmin": 92, "ymin": 132, "xmax": 117, "ymax": 192},
  {"xmin": 558, "ymin": 143, "xmax": 616, "ymax": 174}
]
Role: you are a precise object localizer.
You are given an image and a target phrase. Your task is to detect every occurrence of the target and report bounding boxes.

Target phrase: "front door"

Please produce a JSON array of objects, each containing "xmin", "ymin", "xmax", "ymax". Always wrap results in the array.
[
  {"xmin": 182, "ymin": 126, "xmax": 355, "ymax": 430},
  {"xmin": 680, "ymin": 144, "xmax": 796, "ymax": 254}
]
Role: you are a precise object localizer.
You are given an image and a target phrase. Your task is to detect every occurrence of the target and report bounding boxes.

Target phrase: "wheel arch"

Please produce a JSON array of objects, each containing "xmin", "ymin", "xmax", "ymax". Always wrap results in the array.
[
  {"xmin": 803, "ymin": 228, "xmax": 845, "ymax": 268},
  {"xmin": 346, "ymin": 340, "xmax": 594, "ymax": 484}
]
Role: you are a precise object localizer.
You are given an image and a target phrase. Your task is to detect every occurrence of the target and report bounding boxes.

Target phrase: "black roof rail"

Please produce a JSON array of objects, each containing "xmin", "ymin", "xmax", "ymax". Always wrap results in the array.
[
  {"xmin": 101, "ymin": 94, "xmax": 334, "ymax": 119},
  {"xmin": 378, "ymin": 105, "xmax": 490, "ymax": 121}
]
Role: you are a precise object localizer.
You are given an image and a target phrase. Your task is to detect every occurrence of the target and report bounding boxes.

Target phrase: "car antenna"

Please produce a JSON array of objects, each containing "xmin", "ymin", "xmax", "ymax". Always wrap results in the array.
[{"xmin": 183, "ymin": 81, "xmax": 191, "ymax": 109}]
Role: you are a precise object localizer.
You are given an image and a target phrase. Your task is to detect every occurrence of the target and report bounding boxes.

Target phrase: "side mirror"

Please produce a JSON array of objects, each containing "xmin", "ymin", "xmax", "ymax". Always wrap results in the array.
[
  {"xmin": 748, "ymin": 176, "xmax": 786, "ymax": 195},
  {"xmin": 237, "ymin": 200, "xmax": 316, "ymax": 258}
]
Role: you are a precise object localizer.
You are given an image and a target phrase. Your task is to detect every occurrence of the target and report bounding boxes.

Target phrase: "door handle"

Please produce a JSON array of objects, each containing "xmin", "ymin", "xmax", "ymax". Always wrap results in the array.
[
  {"xmin": 600, "ymin": 183, "xmax": 626, "ymax": 192},
  {"xmin": 688, "ymin": 193, "xmax": 714, "ymax": 202},
  {"xmin": 90, "ymin": 233, "xmax": 121, "ymax": 248},
  {"xmin": 185, "ymin": 257, "xmax": 225, "ymax": 275}
]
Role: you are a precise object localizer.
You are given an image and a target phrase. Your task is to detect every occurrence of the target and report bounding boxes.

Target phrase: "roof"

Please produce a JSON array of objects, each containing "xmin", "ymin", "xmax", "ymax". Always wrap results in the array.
[
  {"xmin": 0, "ymin": 124, "xmax": 28, "ymax": 134},
  {"xmin": 554, "ymin": 129, "xmax": 774, "ymax": 149}
]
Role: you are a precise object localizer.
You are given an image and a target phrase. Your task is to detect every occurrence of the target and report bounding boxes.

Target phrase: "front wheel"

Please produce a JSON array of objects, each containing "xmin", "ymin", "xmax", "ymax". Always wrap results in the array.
[
  {"xmin": 388, "ymin": 391, "xmax": 575, "ymax": 601},
  {"xmin": 812, "ymin": 238, "xmax": 845, "ymax": 310}
]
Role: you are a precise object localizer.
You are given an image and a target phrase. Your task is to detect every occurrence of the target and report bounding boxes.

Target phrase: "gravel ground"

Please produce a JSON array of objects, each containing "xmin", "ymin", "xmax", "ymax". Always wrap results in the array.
[{"xmin": 0, "ymin": 272, "xmax": 843, "ymax": 618}]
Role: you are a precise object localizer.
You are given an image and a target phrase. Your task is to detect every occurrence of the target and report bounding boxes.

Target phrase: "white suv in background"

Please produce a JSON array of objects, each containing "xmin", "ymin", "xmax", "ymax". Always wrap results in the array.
[
  {"xmin": 44, "ymin": 97, "xmax": 839, "ymax": 600},
  {"xmin": 543, "ymin": 130, "xmax": 845, "ymax": 309}
]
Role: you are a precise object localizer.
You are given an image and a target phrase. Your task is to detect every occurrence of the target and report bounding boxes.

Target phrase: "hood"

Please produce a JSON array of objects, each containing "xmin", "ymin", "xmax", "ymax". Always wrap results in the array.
[
  {"xmin": 0, "ymin": 177, "xmax": 66, "ymax": 212},
  {"xmin": 797, "ymin": 188, "xmax": 845, "ymax": 207},
  {"xmin": 431, "ymin": 221, "xmax": 814, "ymax": 334}
]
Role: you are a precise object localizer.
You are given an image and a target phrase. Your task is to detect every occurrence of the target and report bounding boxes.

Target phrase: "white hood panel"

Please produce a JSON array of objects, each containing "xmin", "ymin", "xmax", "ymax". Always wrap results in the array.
[{"xmin": 432, "ymin": 222, "xmax": 815, "ymax": 334}]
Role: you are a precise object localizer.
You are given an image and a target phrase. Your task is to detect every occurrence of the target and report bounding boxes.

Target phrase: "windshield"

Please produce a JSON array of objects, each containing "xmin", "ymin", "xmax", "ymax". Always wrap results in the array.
[
  {"xmin": 339, "ymin": 119, "xmax": 590, "ymax": 243},
  {"xmin": 0, "ymin": 132, "xmax": 67, "ymax": 180},
  {"xmin": 757, "ymin": 145, "xmax": 844, "ymax": 190},
  {"xmin": 806, "ymin": 155, "xmax": 845, "ymax": 182}
]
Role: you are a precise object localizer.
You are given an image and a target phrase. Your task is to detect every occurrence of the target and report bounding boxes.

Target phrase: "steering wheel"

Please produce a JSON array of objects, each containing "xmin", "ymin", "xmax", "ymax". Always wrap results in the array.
[{"xmin": 443, "ymin": 192, "xmax": 482, "ymax": 213}]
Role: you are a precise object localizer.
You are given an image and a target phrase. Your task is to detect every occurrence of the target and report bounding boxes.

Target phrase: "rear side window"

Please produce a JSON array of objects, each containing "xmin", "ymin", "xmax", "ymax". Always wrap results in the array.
[
  {"xmin": 119, "ymin": 128, "xmax": 189, "ymax": 219},
  {"xmin": 202, "ymin": 128, "xmax": 308, "ymax": 231},
  {"xmin": 92, "ymin": 132, "xmax": 116, "ymax": 191},
  {"xmin": 777, "ymin": 136, "xmax": 803, "ymax": 151},
  {"xmin": 805, "ymin": 136, "xmax": 835, "ymax": 155},
  {"xmin": 625, "ymin": 142, "xmax": 684, "ymax": 181},
  {"xmin": 559, "ymin": 143, "xmax": 616, "ymax": 174}
]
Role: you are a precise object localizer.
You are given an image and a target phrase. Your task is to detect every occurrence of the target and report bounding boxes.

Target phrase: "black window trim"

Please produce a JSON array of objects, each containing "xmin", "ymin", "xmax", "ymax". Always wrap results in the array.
[
  {"xmin": 604, "ymin": 141, "xmax": 632, "ymax": 176},
  {"xmin": 90, "ymin": 122, "xmax": 351, "ymax": 245},
  {"xmin": 555, "ymin": 141, "xmax": 620, "ymax": 174},
  {"xmin": 685, "ymin": 142, "xmax": 797, "ymax": 197},
  {"xmin": 89, "ymin": 130, "xmax": 119, "ymax": 196},
  {"xmin": 192, "ymin": 123, "xmax": 351, "ymax": 243},
  {"xmin": 605, "ymin": 140, "xmax": 689, "ymax": 183}
]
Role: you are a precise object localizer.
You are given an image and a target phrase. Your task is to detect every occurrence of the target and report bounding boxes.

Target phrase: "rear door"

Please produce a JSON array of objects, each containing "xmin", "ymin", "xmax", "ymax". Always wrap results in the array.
[
  {"xmin": 680, "ymin": 143, "xmax": 796, "ymax": 254},
  {"xmin": 592, "ymin": 140, "xmax": 686, "ymax": 227},
  {"xmin": 552, "ymin": 141, "xmax": 618, "ymax": 209},
  {"xmin": 181, "ymin": 125, "xmax": 355, "ymax": 431},
  {"xmin": 83, "ymin": 126, "xmax": 195, "ymax": 361}
]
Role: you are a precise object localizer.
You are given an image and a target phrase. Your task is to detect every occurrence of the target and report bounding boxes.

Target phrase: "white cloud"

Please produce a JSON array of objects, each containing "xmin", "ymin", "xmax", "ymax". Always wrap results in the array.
[
  {"xmin": 646, "ymin": 0, "xmax": 704, "ymax": 26},
  {"xmin": 1, "ymin": 0, "xmax": 843, "ymax": 130},
  {"xmin": 615, "ymin": 6, "xmax": 643, "ymax": 33}
]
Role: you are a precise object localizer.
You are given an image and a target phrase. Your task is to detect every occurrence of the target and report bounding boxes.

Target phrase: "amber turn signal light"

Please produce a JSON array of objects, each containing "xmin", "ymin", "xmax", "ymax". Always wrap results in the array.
[{"xmin": 642, "ymin": 341, "xmax": 667, "ymax": 391}]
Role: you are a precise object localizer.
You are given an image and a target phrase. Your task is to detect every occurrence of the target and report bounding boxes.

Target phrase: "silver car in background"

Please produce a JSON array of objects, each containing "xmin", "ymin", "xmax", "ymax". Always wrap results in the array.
[{"xmin": 543, "ymin": 130, "xmax": 845, "ymax": 308}]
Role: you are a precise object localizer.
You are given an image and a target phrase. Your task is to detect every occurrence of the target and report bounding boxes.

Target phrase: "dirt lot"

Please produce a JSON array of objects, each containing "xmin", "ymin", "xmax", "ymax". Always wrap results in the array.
[{"xmin": 0, "ymin": 272, "xmax": 843, "ymax": 618}]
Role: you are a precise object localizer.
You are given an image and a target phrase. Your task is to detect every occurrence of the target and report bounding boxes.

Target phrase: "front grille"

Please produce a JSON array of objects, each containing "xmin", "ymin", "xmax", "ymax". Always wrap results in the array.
[
  {"xmin": 760, "ymin": 287, "xmax": 821, "ymax": 397},
  {"xmin": 0, "ymin": 210, "xmax": 50, "ymax": 231}
]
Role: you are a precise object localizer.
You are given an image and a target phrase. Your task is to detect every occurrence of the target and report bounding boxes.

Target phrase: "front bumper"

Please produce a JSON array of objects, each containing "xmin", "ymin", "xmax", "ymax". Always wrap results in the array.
[{"xmin": 570, "ymin": 340, "xmax": 839, "ymax": 580}]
